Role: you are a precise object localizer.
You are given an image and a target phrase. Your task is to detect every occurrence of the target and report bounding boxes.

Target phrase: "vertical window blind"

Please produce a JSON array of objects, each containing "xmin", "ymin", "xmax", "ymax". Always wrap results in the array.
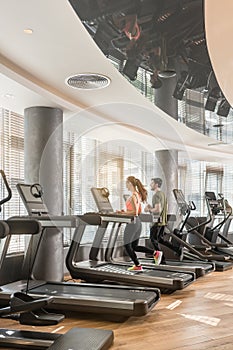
[
  {"xmin": 63, "ymin": 133, "xmax": 157, "ymax": 244},
  {"xmin": 0, "ymin": 108, "xmax": 26, "ymax": 253}
]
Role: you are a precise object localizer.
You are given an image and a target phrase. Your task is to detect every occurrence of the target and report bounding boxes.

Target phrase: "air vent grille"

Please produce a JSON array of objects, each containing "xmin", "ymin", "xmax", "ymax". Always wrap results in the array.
[{"xmin": 66, "ymin": 73, "xmax": 110, "ymax": 90}]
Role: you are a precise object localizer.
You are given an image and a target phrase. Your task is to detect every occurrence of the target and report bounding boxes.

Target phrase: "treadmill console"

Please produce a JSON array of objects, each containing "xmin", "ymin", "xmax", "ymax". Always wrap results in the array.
[
  {"xmin": 16, "ymin": 183, "xmax": 48, "ymax": 216},
  {"xmin": 91, "ymin": 187, "xmax": 114, "ymax": 213},
  {"xmin": 91, "ymin": 187, "xmax": 156, "ymax": 223}
]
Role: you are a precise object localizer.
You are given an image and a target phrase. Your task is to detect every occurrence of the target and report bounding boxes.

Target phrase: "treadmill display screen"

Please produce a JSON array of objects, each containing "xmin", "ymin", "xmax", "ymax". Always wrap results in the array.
[
  {"xmin": 18, "ymin": 184, "xmax": 43, "ymax": 203},
  {"xmin": 91, "ymin": 187, "xmax": 114, "ymax": 213},
  {"xmin": 16, "ymin": 183, "xmax": 48, "ymax": 215}
]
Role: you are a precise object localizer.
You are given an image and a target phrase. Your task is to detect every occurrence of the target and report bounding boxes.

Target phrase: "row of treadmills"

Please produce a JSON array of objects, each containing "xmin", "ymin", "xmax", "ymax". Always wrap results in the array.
[{"xmin": 0, "ymin": 171, "xmax": 233, "ymax": 349}]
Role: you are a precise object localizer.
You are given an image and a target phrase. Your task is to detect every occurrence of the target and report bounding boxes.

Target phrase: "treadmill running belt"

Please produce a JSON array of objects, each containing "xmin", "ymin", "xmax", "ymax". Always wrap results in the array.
[
  {"xmin": 139, "ymin": 258, "xmax": 215, "ymax": 277},
  {"xmin": 71, "ymin": 261, "xmax": 195, "ymax": 290},
  {"xmin": 0, "ymin": 280, "xmax": 160, "ymax": 317}
]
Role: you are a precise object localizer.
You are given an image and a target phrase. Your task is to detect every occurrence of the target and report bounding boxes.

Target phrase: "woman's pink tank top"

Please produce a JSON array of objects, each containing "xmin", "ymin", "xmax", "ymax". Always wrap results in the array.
[{"xmin": 126, "ymin": 192, "xmax": 142, "ymax": 215}]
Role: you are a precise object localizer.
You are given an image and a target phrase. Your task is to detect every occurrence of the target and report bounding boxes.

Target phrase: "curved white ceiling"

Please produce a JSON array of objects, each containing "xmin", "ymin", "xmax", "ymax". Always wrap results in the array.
[
  {"xmin": 1, "ymin": 0, "xmax": 233, "ymax": 163},
  {"xmin": 205, "ymin": 0, "xmax": 233, "ymax": 107}
]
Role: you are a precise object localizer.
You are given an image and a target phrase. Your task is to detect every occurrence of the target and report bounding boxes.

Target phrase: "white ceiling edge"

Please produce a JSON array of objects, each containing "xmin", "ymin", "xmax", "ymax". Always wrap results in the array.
[
  {"xmin": 1, "ymin": 0, "xmax": 233, "ymax": 165},
  {"xmin": 63, "ymin": 103, "xmax": 233, "ymax": 164},
  {"xmin": 0, "ymin": 72, "xmax": 65, "ymax": 114},
  {"xmin": 205, "ymin": 0, "xmax": 233, "ymax": 107},
  {"xmin": 0, "ymin": 58, "xmax": 84, "ymax": 114}
]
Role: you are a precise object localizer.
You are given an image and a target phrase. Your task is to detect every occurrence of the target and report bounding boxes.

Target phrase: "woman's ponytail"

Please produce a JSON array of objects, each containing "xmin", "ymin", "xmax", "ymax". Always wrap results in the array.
[
  {"xmin": 135, "ymin": 178, "xmax": 147, "ymax": 203},
  {"xmin": 126, "ymin": 176, "xmax": 147, "ymax": 202}
]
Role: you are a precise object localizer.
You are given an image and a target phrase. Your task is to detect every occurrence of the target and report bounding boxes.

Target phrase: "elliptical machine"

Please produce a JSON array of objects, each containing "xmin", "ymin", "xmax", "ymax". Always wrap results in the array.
[
  {"xmin": 159, "ymin": 189, "xmax": 207, "ymax": 262},
  {"xmin": 204, "ymin": 192, "xmax": 233, "ymax": 246},
  {"xmin": 172, "ymin": 189, "xmax": 232, "ymax": 271},
  {"xmin": 200, "ymin": 192, "xmax": 233, "ymax": 258}
]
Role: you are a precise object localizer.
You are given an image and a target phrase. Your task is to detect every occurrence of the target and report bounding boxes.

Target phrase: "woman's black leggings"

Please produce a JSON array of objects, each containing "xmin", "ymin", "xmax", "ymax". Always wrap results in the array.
[{"xmin": 123, "ymin": 216, "xmax": 154, "ymax": 266}]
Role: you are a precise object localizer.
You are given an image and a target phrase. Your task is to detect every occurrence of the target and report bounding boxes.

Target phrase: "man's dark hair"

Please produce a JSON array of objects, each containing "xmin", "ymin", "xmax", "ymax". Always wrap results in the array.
[{"xmin": 152, "ymin": 177, "xmax": 162, "ymax": 187}]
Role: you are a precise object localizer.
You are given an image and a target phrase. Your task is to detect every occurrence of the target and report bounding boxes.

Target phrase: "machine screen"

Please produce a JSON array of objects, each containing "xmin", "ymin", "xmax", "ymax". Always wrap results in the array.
[
  {"xmin": 91, "ymin": 187, "xmax": 114, "ymax": 213},
  {"xmin": 16, "ymin": 183, "xmax": 48, "ymax": 215}
]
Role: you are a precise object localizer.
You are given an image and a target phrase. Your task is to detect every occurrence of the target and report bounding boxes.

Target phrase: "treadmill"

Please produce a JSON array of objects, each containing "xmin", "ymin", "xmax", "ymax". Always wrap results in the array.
[
  {"xmin": 0, "ymin": 328, "xmax": 114, "ymax": 350},
  {"xmin": 66, "ymin": 187, "xmax": 196, "ymax": 292},
  {"xmin": 0, "ymin": 173, "xmax": 114, "ymax": 350},
  {"xmin": 0, "ymin": 180, "xmax": 161, "ymax": 320},
  {"xmin": 0, "ymin": 274, "xmax": 113, "ymax": 350},
  {"xmin": 105, "ymin": 216, "xmax": 215, "ymax": 278},
  {"xmin": 94, "ymin": 188, "xmax": 215, "ymax": 278}
]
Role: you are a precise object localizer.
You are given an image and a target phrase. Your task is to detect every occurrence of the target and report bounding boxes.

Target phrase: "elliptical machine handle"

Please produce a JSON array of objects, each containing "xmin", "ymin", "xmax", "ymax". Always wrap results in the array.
[
  {"xmin": 0, "ymin": 170, "xmax": 12, "ymax": 211},
  {"xmin": 189, "ymin": 201, "xmax": 196, "ymax": 211}
]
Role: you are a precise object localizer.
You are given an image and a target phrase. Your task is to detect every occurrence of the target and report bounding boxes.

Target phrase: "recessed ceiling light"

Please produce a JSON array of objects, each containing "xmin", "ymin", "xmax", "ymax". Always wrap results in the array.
[
  {"xmin": 2, "ymin": 93, "xmax": 15, "ymax": 99},
  {"xmin": 65, "ymin": 73, "xmax": 111, "ymax": 90},
  {"xmin": 23, "ymin": 28, "xmax": 33, "ymax": 34}
]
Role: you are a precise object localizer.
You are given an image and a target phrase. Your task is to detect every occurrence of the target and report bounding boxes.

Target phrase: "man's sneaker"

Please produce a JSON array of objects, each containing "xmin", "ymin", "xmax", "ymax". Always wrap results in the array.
[
  {"xmin": 127, "ymin": 265, "xmax": 143, "ymax": 272},
  {"xmin": 154, "ymin": 250, "xmax": 163, "ymax": 265}
]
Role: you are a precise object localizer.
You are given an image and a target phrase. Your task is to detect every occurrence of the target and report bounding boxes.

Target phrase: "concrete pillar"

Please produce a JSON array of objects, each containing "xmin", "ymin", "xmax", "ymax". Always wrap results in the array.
[
  {"xmin": 154, "ymin": 150, "xmax": 178, "ymax": 214},
  {"xmin": 24, "ymin": 106, "xmax": 64, "ymax": 281},
  {"xmin": 154, "ymin": 74, "xmax": 179, "ymax": 214}
]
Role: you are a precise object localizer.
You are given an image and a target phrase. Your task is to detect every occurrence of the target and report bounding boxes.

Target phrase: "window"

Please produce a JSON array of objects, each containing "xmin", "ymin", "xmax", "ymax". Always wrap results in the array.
[
  {"xmin": 63, "ymin": 133, "xmax": 156, "ymax": 243},
  {"xmin": 2, "ymin": 106, "xmax": 233, "ymax": 252},
  {"xmin": 0, "ymin": 108, "xmax": 26, "ymax": 253}
]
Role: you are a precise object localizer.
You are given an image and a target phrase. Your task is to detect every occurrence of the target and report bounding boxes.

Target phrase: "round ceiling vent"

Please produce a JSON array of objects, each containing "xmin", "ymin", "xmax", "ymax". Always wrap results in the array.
[{"xmin": 65, "ymin": 73, "xmax": 111, "ymax": 90}]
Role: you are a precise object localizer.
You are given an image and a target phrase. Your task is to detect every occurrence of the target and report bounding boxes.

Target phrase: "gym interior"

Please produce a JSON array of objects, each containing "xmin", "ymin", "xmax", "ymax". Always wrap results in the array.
[{"xmin": 1, "ymin": 1, "xmax": 233, "ymax": 349}]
